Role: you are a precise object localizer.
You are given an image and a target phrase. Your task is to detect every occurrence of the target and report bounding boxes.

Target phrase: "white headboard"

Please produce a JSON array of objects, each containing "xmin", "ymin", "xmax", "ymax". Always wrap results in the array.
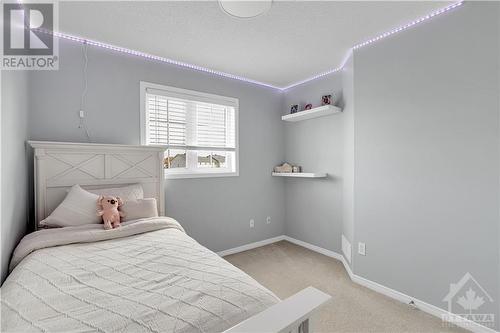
[{"xmin": 29, "ymin": 141, "xmax": 167, "ymax": 228}]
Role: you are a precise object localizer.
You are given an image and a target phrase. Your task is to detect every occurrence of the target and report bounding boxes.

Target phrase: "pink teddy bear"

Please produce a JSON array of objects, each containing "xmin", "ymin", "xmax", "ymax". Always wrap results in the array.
[{"xmin": 97, "ymin": 195, "xmax": 125, "ymax": 230}]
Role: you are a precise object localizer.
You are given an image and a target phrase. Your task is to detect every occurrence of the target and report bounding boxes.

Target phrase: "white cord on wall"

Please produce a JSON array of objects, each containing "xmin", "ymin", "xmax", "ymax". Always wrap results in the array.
[{"xmin": 78, "ymin": 42, "xmax": 92, "ymax": 142}]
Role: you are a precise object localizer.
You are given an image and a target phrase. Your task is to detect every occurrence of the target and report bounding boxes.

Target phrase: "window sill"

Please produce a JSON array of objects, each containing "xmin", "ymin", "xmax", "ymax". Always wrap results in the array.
[{"xmin": 164, "ymin": 171, "xmax": 239, "ymax": 179}]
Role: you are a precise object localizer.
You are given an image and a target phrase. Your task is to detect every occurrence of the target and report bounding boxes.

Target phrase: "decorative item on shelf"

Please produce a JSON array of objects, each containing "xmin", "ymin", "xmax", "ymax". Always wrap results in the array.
[
  {"xmin": 321, "ymin": 94, "xmax": 332, "ymax": 105},
  {"xmin": 290, "ymin": 105, "xmax": 299, "ymax": 114},
  {"xmin": 274, "ymin": 162, "xmax": 293, "ymax": 173},
  {"xmin": 292, "ymin": 165, "xmax": 302, "ymax": 173},
  {"xmin": 304, "ymin": 104, "xmax": 313, "ymax": 110}
]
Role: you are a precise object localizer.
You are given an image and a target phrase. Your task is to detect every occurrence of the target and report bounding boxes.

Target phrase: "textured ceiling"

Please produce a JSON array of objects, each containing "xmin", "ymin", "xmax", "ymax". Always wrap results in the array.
[{"xmin": 60, "ymin": 1, "xmax": 452, "ymax": 87}]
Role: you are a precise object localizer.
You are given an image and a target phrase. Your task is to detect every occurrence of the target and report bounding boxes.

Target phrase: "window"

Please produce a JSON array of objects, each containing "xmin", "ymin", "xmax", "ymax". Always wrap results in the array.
[{"xmin": 140, "ymin": 82, "xmax": 238, "ymax": 178}]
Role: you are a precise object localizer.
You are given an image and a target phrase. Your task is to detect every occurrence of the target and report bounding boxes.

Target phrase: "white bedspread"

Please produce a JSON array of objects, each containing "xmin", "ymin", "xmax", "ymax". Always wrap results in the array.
[{"xmin": 1, "ymin": 218, "xmax": 279, "ymax": 333}]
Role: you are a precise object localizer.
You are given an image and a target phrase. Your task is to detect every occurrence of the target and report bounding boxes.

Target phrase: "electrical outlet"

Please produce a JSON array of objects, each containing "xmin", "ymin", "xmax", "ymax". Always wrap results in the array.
[
  {"xmin": 266, "ymin": 216, "xmax": 271, "ymax": 224},
  {"xmin": 249, "ymin": 219, "xmax": 255, "ymax": 228},
  {"xmin": 79, "ymin": 110, "xmax": 85, "ymax": 118},
  {"xmin": 358, "ymin": 242, "xmax": 366, "ymax": 256}
]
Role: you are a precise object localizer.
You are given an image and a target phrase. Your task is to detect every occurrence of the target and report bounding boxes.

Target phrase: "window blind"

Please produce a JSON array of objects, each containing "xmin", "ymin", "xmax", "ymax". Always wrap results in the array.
[
  {"xmin": 146, "ymin": 91, "xmax": 236, "ymax": 151},
  {"xmin": 142, "ymin": 82, "xmax": 238, "ymax": 178},
  {"xmin": 147, "ymin": 95, "xmax": 187, "ymax": 146}
]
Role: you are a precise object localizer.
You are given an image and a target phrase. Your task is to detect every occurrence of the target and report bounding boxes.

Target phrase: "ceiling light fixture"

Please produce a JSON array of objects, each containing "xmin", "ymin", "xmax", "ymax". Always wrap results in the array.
[
  {"xmin": 219, "ymin": 1, "xmax": 272, "ymax": 19},
  {"xmin": 34, "ymin": 1, "xmax": 462, "ymax": 91}
]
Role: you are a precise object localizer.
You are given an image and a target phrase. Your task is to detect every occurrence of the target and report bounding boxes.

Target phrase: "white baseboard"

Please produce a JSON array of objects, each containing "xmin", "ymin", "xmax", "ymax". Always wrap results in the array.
[
  {"xmin": 218, "ymin": 235, "xmax": 498, "ymax": 333},
  {"xmin": 217, "ymin": 235, "xmax": 285, "ymax": 257},
  {"xmin": 351, "ymin": 274, "xmax": 498, "ymax": 333},
  {"xmin": 284, "ymin": 235, "xmax": 355, "ymax": 280},
  {"xmin": 340, "ymin": 256, "xmax": 354, "ymax": 280},
  {"xmin": 341, "ymin": 234, "xmax": 352, "ymax": 264},
  {"xmin": 282, "ymin": 236, "xmax": 344, "ymax": 261}
]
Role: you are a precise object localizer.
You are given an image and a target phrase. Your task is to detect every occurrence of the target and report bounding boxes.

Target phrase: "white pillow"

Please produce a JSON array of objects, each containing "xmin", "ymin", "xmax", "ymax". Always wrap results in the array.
[
  {"xmin": 40, "ymin": 185, "xmax": 100, "ymax": 227},
  {"xmin": 121, "ymin": 198, "xmax": 158, "ymax": 222},
  {"xmin": 87, "ymin": 184, "xmax": 144, "ymax": 201}
]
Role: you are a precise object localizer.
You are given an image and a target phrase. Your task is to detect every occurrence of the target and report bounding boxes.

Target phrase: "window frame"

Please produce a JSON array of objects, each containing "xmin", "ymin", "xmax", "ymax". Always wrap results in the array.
[{"xmin": 140, "ymin": 81, "xmax": 239, "ymax": 179}]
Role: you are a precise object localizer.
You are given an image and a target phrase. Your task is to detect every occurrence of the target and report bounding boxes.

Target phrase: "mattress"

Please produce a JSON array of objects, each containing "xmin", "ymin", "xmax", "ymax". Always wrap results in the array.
[{"xmin": 1, "ymin": 218, "xmax": 279, "ymax": 333}]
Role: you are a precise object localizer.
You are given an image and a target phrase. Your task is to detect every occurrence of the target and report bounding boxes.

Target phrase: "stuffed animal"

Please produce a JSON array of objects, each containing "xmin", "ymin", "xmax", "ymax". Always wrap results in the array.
[{"xmin": 97, "ymin": 195, "xmax": 124, "ymax": 230}]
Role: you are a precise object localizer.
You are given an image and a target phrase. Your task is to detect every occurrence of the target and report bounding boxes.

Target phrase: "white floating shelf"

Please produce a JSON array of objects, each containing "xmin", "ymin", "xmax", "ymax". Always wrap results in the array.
[
  {"xmin": 272, "ymin": 172, "xmax": 327, "ymax": 178},
  {"xmin": 282, "ymin": 105, "xmax": 342, "ymax": 122}
]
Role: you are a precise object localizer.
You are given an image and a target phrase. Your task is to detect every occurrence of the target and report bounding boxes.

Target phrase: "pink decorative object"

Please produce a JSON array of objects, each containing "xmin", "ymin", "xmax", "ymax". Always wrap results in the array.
[
  {"xmin": 322, "ymin": 95, "xmax": 332, "ymax": 105},
  {"xmin": 97, "ymin": 195, "xmax": 124, "ymax": 230}
]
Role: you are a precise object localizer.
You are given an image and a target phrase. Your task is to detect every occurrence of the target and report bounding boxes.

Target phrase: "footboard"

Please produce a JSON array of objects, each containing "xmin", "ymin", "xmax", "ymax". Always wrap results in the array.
[{"xmin": 224, "ymin": 287, "xmax": 331, "ymax": 333}]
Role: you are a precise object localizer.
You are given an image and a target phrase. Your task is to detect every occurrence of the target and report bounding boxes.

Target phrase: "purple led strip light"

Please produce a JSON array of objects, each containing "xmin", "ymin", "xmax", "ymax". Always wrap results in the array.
[
  {"xmin": 282, "ymin": 1, "xmax": 463, "ymax": 90},
  {"xmin": 352, "ymin": 1, "xmax": 463, "ymax": 50},
  {"xmin": 34, "ymin": 28, "xmax": 282, "ymax": 90},
  {"xmin": 31, "ymin": 0, "xmax": 462, "ymax": 91}
]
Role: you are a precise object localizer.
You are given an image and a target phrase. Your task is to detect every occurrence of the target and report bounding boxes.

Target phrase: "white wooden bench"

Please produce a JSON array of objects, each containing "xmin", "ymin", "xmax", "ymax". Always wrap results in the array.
[{"xmin": 225, "ymin": 287, "xmax": 331, "ymax": 333}]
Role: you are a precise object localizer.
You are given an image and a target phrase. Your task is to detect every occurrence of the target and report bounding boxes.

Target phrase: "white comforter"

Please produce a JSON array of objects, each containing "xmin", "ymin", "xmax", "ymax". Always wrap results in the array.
[{"xmin": 1, "ymin": 218, "xmax": 278, "ymax": 333}]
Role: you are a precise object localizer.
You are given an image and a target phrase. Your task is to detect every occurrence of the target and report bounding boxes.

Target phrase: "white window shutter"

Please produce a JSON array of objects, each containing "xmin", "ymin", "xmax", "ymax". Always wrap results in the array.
[
  {"xmin": 146, "ymin": 94, "xmax": 187, "ymax": 147},
  {"xmin": 196, "ymin": 103, "xmax": 235, "ymax": 148},
  {"xmin": 146, "ymin": 93, "xmax": 235, "ymax": 151},
  {"xmin": 143, "ymin": 83, "xmax": 238, "ymax": 177}
]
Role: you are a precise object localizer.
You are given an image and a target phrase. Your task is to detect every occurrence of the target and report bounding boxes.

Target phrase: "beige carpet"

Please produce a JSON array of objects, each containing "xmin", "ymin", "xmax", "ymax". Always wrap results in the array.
[{"xmin": 224, "ymin": 241, "xmax": 468, "ymax": 333}]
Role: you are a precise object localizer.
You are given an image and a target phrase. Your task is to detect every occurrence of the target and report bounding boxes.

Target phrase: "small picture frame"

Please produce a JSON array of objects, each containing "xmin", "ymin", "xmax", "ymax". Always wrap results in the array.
[
  {"xmin": 290, "ymin": 104, "xmax": 299, "ymax": 114},
  {"xmin": 304, "ymin": 104, "xmax": 313, "ymax": 110},
  {"xmin": 322, "ymin": 94, "xmax": 332, "ymax": 105}
]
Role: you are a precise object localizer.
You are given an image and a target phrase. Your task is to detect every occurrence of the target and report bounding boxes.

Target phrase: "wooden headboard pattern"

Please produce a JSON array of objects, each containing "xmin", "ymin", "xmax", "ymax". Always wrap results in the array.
[{"xmin": 29, "ymin": 141, "xmax": 167, "ymax": 228}]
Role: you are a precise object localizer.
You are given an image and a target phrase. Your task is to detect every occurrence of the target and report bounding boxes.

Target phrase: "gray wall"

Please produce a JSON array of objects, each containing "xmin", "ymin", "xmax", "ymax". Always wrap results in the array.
[
  {"xmin": 352, "ymin": 2, "xmax": 499, "ymax": 328},
  {"xmin": 497, "ymin": 4, "xmax": 500, "ymax": 324},
  {"xmin": 28, "ymin": 39, "xmax": 286, "ymax": 252},
  {"xmin": 341, "ymin": 54, "xmax": 355, "ymax": 252},
  {"xmin": 280, "ymin": 3, "xmax": 499, "ymax": 326},
  {"xmin": 282, "ymin": 74, "xmax": 344, "ymax": 253},
  {"xmin": 280, "ymin": 59, "xmax": 355, "ymax": 260},
  {"xmin": 6, "ymin": 3, "xmax": 500, "ymax": 327},
  {"xmin": 1, "ymin": 71, "xmax": 30, "ymax": 283}
]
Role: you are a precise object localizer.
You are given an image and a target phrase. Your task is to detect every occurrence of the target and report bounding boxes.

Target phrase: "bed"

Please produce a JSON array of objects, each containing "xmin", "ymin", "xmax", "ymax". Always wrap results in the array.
[{"xmin": 1, "ymin": 141, "xmax": 330, "ymax": 333}]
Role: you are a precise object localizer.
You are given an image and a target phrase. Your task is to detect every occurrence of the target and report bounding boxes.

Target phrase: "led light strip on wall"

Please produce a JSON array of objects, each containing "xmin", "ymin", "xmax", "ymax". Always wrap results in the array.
[
  {"xmin": 281, "ymin": 51, "xmax": 355, "ymax": 91},
  {"xmin": 352, "ymin": 1, "xmax": 463, "ymax": 51},
  {"xmin": 281, "ymin": 0, "xmax": 463, "ymax": 90},
  {"xmin": 35, "ymin": 28, "xmax": 282, "ymax": 91},
  {"xmin": 33, "ymin": 1, "xmax": 462, "ymax": 91}
]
